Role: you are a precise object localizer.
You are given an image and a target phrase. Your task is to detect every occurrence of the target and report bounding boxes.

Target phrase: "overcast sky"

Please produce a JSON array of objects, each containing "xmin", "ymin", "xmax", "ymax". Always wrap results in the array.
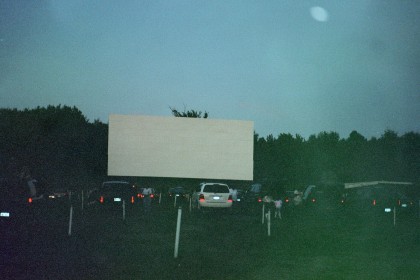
[{"xmin": 1, "ymin": 1, "xmax": 419, "ymax": 139}]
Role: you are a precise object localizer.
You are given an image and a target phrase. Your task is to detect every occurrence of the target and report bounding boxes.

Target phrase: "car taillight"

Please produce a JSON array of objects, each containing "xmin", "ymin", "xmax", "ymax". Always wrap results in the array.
[
  {"xmin": 258, "ymin": 197, "xmax": 262, "ymax": 203},
  {"xmin": 150, "ymin": 194, "xmax": 154, "ymax": 198},
  {"xmin": 372, "ymin": 199, "xmax": 376, "ymax": 206},
  {"xmin": 137, "ymin": 193, "xmax": 141, "ymax": 198},
  {"xmin": 199, "ymin": 194, "xmax": 205, "ymax": 202},
  {"xmin": 285, "ymin": 198, "xmax": 289, "ymax": 203},
  {"xmin": 100, "ymin": 196, "xmax": 104, "ymax": 203},
  {"xmin": 28, "ymin": 197, "xmax": 33, "ymax": 203},
  {"xmin": 311, "ymin": 198, "xmax": 316, "ymax": 203},
  {"xmin": 228, "ymin": 195, "xmax": 233, "ymax": 203}
]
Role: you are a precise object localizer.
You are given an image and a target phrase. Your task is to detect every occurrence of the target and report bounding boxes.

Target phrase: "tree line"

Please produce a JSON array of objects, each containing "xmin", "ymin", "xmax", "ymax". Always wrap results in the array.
[
  {"xmin": 254, "ymin": 130, "xmax": 419, "ymax": 189},
  {"xmin": 0, "ymin": 105, "xmax": 419, "ymax": 192},
  {"xmin": 0, "ymin": 106, "xmax": 108, "ymax": 189}
]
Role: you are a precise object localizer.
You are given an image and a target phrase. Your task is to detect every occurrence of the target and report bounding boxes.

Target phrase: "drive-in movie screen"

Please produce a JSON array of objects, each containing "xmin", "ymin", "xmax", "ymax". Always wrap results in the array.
[{"xmin": 1, "ymin": 1, "xmax": 419, "ymax": 279}]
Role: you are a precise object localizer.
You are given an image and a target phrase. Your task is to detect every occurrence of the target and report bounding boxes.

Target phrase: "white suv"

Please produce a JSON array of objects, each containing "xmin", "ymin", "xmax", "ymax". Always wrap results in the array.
[{"xmin": 192, "ymin": 182, "xmax": 233, "ymax": 209}]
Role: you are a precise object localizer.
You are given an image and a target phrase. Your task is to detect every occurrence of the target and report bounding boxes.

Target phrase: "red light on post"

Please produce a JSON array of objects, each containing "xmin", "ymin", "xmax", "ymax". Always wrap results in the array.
[
  {"xmin": 372, "ymin": 199, "xmax": 376, "ymax": 206},
  {"xmin": 100, "ymin": 196, "xmax": 104, "ymax": 203}
]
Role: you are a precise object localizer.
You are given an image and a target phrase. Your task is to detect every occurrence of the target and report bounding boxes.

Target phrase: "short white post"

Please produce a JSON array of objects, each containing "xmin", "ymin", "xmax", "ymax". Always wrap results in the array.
[
  {"xmin": 122, "ymin": 200, "xmax": 126, "ymax": 221},
  {"xmin": 68, "ymin": 205, "xmax": 73, "ymax": 236},
  {"xmin": 81, "ymin": 190, "xmax": 84, "ymax": 212},
  {"xmin": 174, "ymin": 207, "xmax": 182, "ymax": 258},
  {"xmin": 159, "ymin": 192, "xmax": 162, "ymax": 204},
  {"xmin": 174, "ymin": 195, "xmax": 177, "ymax": 208},
  {"xmin": 267, "ymin": 210, "xmax": 271, "ymax": 236},
  {"xmin": 189, "ymin": 196, "xmax": 192, "ymax": 212},
  {"xmin": 262, "ymin": 203, "xmax": 265, "ymax": 224}
]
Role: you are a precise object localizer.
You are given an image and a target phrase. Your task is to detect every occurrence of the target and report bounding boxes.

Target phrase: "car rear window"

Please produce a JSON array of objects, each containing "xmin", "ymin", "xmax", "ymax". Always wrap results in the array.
[
  {"xmin": 102, "ymin": 182, "xmax": 130, "ymax": 193},
  {"xmin": 249, "ymin": 184, "xmax": 262, "ymax": 193},
  {"xmin": 203, "ymin": 184, "xmax": 229, "ymax": 193}
]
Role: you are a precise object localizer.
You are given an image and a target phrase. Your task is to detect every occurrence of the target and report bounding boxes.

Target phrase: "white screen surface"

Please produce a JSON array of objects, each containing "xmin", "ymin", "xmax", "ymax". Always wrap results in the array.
[{"xmin": 108, "ymin": 115, "xmax": 254, "ymax": 180}]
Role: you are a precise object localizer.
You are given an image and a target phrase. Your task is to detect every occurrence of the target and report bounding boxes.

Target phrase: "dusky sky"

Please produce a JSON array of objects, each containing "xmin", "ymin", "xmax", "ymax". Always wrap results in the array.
[{"xmin": 1, "ymin": 1, "xmax": 419, "ymax": 139}]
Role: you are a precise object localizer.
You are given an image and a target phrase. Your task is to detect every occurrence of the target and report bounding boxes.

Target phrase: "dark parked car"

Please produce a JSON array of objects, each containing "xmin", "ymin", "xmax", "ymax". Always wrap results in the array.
[
  {"xmin": 168, "ymin": 186, "xmax": 189, "ymax": 199},
  {"xmin": 242, "ymin": 183, "xmax": 270, "ymax": 205},
  {"xmin": 89, "ymin": 181, "xmax": 137, "ymax": 207},
  {"xmin": 343, "ymin": 183, "xmax": 417, "ymax": 217},
  {"xmin": 0, "ymin": 176, "xmax": 46, "ymax": 233},
  {"xmin": 167, "ymin": 186, "xmax": 190, "ymax": 207},
  {"xmin": 302, "ymin": 184, "xmax": 345, "ymax": 211},
  {"xmin": 1, "ymin": 177, "xmax": 24, "ymax": 223},
  {"xmin": 243, "ymin": 183, "xmax": 262, "ymax": 203},
  {"xmin": 241, "ymin": 182, "xmax": 280, "ymax": 214},
  {"xmin": 137, "ymin": 187, "xmax": 160, "ymax": 203}
]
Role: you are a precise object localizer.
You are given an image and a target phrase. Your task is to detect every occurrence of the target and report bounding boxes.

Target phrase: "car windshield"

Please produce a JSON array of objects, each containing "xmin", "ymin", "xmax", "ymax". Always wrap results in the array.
[{"xmin": 203, "ymin": 184, "xmax": 229, "ymax": 193}]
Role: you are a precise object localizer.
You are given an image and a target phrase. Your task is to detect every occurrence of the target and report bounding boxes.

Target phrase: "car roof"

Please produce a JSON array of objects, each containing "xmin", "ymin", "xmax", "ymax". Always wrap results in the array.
[
  {"xmin": 200, "ymin": 182, "xmax": 228, "ymax": 186},
  {"xmin": 102, "ymin": 181, "xmax": 130, "ymax": 187}
]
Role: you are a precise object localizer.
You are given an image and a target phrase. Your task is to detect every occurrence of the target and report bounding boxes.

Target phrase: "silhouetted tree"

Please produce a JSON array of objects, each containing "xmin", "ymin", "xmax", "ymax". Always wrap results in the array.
[{"xmin": 169, "ymin": 106, "xmax": 208, "ymax": 118}]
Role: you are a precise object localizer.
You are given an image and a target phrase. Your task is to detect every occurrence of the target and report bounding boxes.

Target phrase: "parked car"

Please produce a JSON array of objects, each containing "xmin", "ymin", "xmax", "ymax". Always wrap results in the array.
[
  {"xmin": 343, "ymin": 184, "xmax": 417, "ymax": 217},
  {"xmin": 89, "ymin": 181, "xmax": 137, "ymax": 207},
  {"xmin": 137, "ymin": 187, "xmax": 160, "ymax": 203},
  {"xmin": 0, "ymin": 176, "xmax": 45, "ymax": 231},
  {"xmin": 192, "ymin": 182, "xmax": 233, "ymax": 210},
  {"xmin": 302, "ymin": 184, "xmax": 344, "ymax": 211},
  {"xmin": 1, "ymin": 177, "xmax": 24, "ymax": 223},
  {"xmin": 168, "ymin": 186, "xmax": 189, "ymax": 205},
  {"xmin": 242, "ymin": 183, "xmax": 264, "ymax": 204},
  {"xmin": 168, "ymin": 186, "xmax": 188, "ymax": 199}
]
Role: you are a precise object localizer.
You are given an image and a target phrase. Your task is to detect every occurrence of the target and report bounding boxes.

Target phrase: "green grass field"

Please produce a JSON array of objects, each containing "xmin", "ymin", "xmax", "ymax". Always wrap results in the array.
[
  {"xmin": 2, "ymin": 203, "xmax": 419, "ymax": 279},
  {"xmin": 74, "ymin": 205, "xmax": 419, "ymax": 280}
]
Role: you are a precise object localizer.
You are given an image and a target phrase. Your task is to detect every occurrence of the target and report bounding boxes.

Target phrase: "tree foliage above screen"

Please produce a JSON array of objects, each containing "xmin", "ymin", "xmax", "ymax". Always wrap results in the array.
[{"xmin": 169, "ymin": 106, "xmax": 208, "ymax": 118}]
